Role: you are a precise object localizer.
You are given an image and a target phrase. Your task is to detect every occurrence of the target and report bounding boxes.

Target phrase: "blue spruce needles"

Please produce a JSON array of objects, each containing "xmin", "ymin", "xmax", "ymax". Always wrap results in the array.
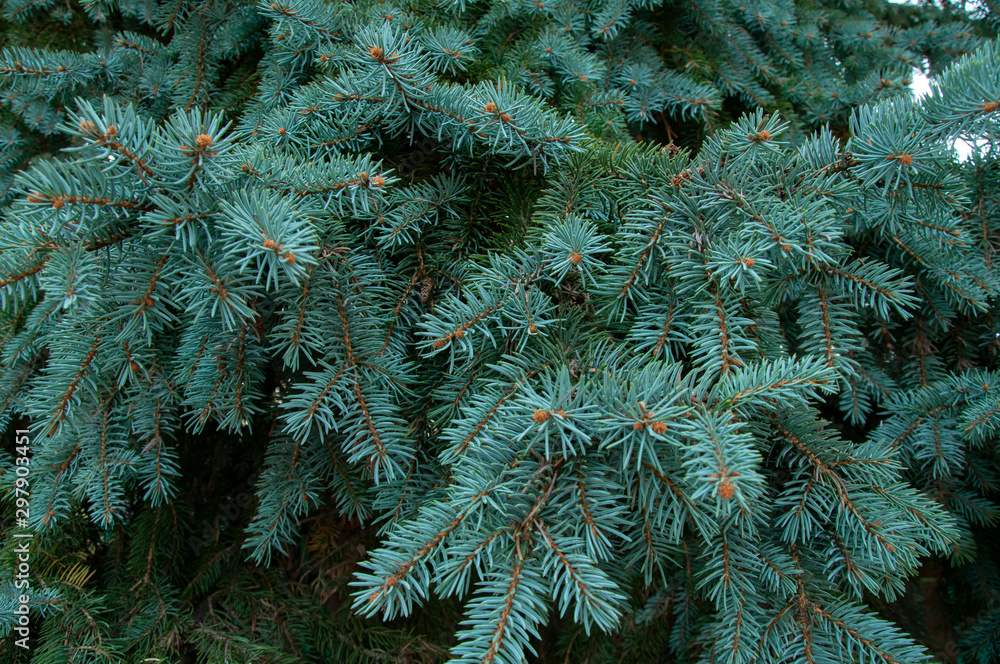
[{"xmin": 0, "ymin": 0, "xmax": 999, "ymax": 662}]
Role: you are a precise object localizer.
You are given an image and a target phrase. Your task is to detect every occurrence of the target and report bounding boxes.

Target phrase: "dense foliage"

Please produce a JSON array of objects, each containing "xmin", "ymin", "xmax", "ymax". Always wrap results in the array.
[{"xmin": 1, "ymin": 0, "xmax": 999, "ymax": 662}]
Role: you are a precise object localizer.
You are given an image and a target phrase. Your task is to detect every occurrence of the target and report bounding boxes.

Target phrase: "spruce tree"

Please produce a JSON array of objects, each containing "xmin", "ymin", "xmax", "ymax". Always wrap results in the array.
[{"xmin": 0, "ymin": 0, "xmax": 998, "ymax": 662}]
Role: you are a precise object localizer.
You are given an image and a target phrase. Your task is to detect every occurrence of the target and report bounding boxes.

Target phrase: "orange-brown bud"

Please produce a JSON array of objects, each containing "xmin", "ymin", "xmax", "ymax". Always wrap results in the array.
[
  {"xmin": 484, "ymin": 102, "xmax": 497, "ymax": 113},
  {"xmin": 984, "ymin": 101, "xmax": 999, "ymax": 114},
  {"xmin": 650, "ymin": 421, "xmax": 667, "ymax": 434},
  {"xmin": 718, "ymin": 479, "xmax": 735, "ymax": 500},
  {"xmin": 369, "ymin": 45, "xmax": 384, "ymax": 60},
  {"xmin": 196, "ymin": 133, "xmax": 213, "ymax": 149},
  {"xmin": 533, "ymin": 409, "xmax": 551, "ymax": 423},
  {"xmin": 569, "ymin": 252, "xmax": 583, "ymax": 265},
  {"xmin": 263, "ymin": 238, "xmax": 278, "ymax": 250}
]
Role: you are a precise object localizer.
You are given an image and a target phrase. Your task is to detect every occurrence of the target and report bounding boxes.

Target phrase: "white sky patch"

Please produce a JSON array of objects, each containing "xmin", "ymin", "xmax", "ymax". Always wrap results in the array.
[{"xmin": 910, "ymin": 65, "xmax": 981, "ymax": 161}]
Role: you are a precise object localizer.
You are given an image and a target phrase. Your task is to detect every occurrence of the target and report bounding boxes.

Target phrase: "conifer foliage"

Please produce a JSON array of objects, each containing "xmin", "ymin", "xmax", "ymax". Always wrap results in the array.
[{"xmin": 0, "ymin": 0, "xmax": 999, "ymax": 661}]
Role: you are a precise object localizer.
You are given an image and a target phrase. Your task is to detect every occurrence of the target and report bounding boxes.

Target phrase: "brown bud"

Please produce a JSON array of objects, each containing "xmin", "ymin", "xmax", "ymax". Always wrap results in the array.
[
  {"xmin": 420, "ymin": 276, "xmax": 434, "ymax": 302},
  {"xmin": 718, "ymin": 479, "xmax": 735, "ymax": 500},
  {"xmin": 263, "ymin": 238, "xmax": 278, "ymax": 250},
  {"xmin": 984, "ymin": 101, "xmax": 999, "ymax": 114},
  {"xmin": 433, "ymin": 339, "xmax": 448, "ymax": 349},
  {"xmin": 633, "ymin": 421, "xmax": 645, "ymax": 431},
  {"xmin": 371, "ymin": 175, "xmax": 386, "ymax": 187},
  {"xmin": 484, "ymin": 102, "xmax": 498, "ymax": 113},
  {"xmin": 277, "ymin": 127, "xmax": 287, "ymax": 136},
  {"xmin": 281, "ymin": 252, "xmax": 296, "ymax": 263},
  {"xmin": 898, "ymin": 154, "xmax": 913, "ymax": 166},
  {"xmin": 533, "ymin": 409, "xmax": 551, "ymax": 424},
  {"xmin": 650, "ymin": 421, "xmax": 667, "ymax": 434},
  {"xmin": 369, "ymin": 45, "xmax": 384, "ymax": 61},
  {"xmin": 52, "ymin": 198, "xmax": 65, "ymax": 209},
  {"xmin": 105, "ymin": 125, "xmax": 117, "ymax": 137},
  {"xmin": 454, "ymin": 329, "xmax": 464, "ymax": 339},
  {"xmin": 740, "ymin": 257, "xmax": 755, "ymax": 268},
  {"xmin": 500, "ymin": 113, "xmax": 511, "ymax": 122},
  {"xmin": 196, "ymin": 133, "xmax": 213, "ymax": 149},
  {"xmin": 568, "ymin": 252, "xmax": 583, "ymax": 265}
]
